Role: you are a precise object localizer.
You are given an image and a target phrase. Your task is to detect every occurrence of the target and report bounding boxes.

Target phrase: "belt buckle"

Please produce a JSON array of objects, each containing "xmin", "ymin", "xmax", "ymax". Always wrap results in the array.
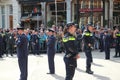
[{"xmin": 66, "ymin": 54, "xmax": 71, "ymax": 58}]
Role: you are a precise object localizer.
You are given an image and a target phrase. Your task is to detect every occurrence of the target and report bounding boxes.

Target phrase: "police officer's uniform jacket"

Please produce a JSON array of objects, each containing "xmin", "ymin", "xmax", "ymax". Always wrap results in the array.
[
  {"xmin": 62, "ymin": 32, "xmax": 78, "ymax": 58},
  {"xmin": 16, "ymin": 33, "xmax": 28, "ymax": 58},
  {"xmin": 115, "ymin": 32, "xmax": 120, "ymax": 46},
  {"xmin": 83, "ymin": 30, "xmax": 94, "ymax": 50}
]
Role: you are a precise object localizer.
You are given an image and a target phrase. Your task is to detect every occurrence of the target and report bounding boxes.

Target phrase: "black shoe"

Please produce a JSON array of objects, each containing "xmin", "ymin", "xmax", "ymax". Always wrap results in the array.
[
  {"xmin": 46, "ymin": 72, "xmax": 54, "ymax": 74},
  {"xmin": 86, "ymin": 70, "xmax": 94, "ymax": 74},
  {"xmin": 113, "ymin": 55, "xmax": 118, "ymax": 58},
  {"xmin": 105, "ymin": 58, "xmax": 110, "ymax": 60}
]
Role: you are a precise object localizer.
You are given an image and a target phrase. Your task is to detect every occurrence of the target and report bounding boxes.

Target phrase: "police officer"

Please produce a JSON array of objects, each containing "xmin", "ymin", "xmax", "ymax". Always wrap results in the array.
[
  {"xmin": 0, "ymin": 29, "xmax": 3, "ymax": 58},
  {"xmin": 113, "ymin": 28, "xmax": 120, "ymax": 57},
  {"xmin": 46, "ymin": 28, "xmax": 56, "ymax": 74},
  {"xmin": 62, "ymin": 22, "xmax": 80, "ymax": 80},
  {"xmin": 103, "ymin": 30, "xmax": 111, "ymax": 59},
  {"xmin": 83, "ymin": 25, "xmax": 94, "ymax": 74},
  {"xmin": 6, "ymin": 29, "xmax": 15, "ymax": 56},
  {"xmin": 16, "ymin": 26, "xmax": 28, "ymax": 80}
]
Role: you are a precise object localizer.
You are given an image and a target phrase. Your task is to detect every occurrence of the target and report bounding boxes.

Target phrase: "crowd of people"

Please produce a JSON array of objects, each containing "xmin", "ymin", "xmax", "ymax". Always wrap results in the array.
[
  {"xmin": 0, "ymin": 23, "xmax": 120, "ymax": 80},
  {"xmin": 0, "ymin": 24, "xmax": 120, "ymax": 58}
]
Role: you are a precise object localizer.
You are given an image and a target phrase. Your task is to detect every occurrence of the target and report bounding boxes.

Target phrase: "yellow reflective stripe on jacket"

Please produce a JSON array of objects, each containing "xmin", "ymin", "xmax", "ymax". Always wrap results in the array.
[
  {"xmin": 62, "ymin": 36, "xmax": 75, "ymax": 42},
  {"xmin": 116, "ymin": 33, "xmax": 120, "ymax": 37},
  {"xmin": 85, "ymin": 32, "xmax": 92, "ymax": 36}
]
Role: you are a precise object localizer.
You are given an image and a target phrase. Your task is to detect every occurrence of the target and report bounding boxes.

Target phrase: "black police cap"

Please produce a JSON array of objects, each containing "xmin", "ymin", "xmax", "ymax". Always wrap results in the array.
[
  {"xmin": 66, "ymin": 22, "xmax": 75, "ymax": 28},
  {"xmin": 17, "ymin": 26, "xmax": 24, "ymax": 30}
]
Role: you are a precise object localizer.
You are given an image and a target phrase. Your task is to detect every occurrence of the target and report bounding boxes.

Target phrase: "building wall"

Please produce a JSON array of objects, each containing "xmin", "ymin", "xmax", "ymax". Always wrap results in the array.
[
  {"xmin": 12, "ymin": 0, "xmax": 21, "ymax": 29},
  {"xmin": 0, "ymin": 0, "xmax": 116, "ymax": 29},
  {"xmin": 0, "ymin": 0, "xmax": 20, "ymax": 29}
]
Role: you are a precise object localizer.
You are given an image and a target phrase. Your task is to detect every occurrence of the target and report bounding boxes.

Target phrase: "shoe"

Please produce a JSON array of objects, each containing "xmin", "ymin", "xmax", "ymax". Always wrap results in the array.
[
  {"xmin": 86, "ymin": 70, "xmax": 94, "ymax": 74},
  {"xmin": 113, "ymin": 55, "xmax": 118, "ymax": 58},
  {"xmin": 46, "ymin": 72, "xmax": 54, "ymax": 74}
]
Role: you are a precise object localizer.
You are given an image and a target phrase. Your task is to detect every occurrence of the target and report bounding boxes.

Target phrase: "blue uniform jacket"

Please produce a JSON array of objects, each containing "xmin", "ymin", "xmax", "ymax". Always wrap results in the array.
[
  {"xmin": 16, "ymin": 34, "xmax": 28, "ymax": 58},
  {"xmin": 47, "ymin": 35, "xmax": 56, "ymax": 54}
]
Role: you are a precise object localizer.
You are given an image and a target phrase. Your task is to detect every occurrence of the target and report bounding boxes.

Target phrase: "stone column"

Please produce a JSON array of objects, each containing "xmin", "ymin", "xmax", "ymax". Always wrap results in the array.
[
  {"xmin": 41, "ymin": 2, "xmax": 46, "ymax": 26},
  {"xmin": 12, "ymin": 0, "xmax": 21, "ymax": 28},
  {"xmin": 66, "ymin": 0, "xmax": 72, "ymax": 23},
  {"xmin": 109, "ymin": 0, "xmax": 113, "ymax": 28},
  {"xmin": 5, "ymin": 5, "xmax": 8, "ymax": 29},
  {"xmin": 0, "ymin": 6, "xmax": 1, "ymax": 28}
]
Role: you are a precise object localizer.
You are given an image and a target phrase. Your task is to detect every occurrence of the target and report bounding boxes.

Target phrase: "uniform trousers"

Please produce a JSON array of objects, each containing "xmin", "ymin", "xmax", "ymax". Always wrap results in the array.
[
  {"xmin": 85, "ymin": 49, "xmax": 93, "ymax": 70},
  {"xmin": 64, "ymin": 57, "xmax": 77, "ymax": 80},
  {"xmin": 18, "ymin": 56, "xmax": 28, "ymax": 80}
]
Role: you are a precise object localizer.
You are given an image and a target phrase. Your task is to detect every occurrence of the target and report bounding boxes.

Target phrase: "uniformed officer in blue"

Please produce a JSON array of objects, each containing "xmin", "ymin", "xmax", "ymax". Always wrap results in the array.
[
  {"xmin": 46, "ymin": 28, "xmax": 56, "ymax": 74},
  {"xmin": 16, "ymin": 26, "xmax": 28, "ymax": 80},
  {"xmin": 62, "ymin": 22, "xmax": 80, "ymax": 80},
  {"xmin": 83, "ymin": 25, "xmax": 94, "ymax": 74},
  {"xmin": 103, "ymin": 30, "xmax": 111, "ymax": 60}
]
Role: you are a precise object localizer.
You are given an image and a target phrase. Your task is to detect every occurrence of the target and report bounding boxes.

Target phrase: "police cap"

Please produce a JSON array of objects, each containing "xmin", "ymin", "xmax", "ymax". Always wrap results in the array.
[
  {"xmin": 66, "ymin": 22, "xmax": 75, "ymax": 28},
  {"xmin": 17, "ymin": 26, "xmax": 24, "ymax": 30},
  {"xmin": 48, "ymin": 28, "xmax": 55, "ymax": 32},
  {"xmin": 17, "ymin": 23, "xmax": 24, "ymax": 30}
]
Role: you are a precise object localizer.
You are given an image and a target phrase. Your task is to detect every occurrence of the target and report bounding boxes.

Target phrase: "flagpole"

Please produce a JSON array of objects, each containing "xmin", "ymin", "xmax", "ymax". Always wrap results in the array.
[{"xmin": 55, "ymin": 0, "xmax": 57, "ymax": 26}]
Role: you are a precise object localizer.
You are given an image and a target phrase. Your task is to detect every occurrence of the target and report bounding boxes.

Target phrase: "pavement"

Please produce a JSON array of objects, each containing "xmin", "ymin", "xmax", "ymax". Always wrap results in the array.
[{"xmin": 0, "ymin": 49, "xmax": 120, "ymax": 80}]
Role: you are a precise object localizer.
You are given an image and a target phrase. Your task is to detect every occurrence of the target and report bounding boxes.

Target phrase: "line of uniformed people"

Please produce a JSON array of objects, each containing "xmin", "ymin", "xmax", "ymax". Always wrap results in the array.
[
  {"xmin": 1, "ymin": 24, "xmax": 120, "ymax": 80},
  {"xmin": 0, "ymin": 28, "xmax": 65, "ymax": 58},
  {"xmin": 0, "ymin": 29, "xmax": 17, "ymax": 58}
]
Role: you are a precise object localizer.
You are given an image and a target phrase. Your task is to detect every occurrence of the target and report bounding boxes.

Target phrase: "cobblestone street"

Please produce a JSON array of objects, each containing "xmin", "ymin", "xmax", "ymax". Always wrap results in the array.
[{"xmin": 0, "ymin": 49, "xmax": 120, "ymax": 80}]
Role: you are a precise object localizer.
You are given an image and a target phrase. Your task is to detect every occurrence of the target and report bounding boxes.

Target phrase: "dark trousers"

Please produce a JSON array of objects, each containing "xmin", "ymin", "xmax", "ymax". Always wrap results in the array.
[
  {"xmin": 85, "ymin": 49, "xmax": 93, "ymax": 71},
  {"xmin": 7, "ymin": 44, "xmax": 14, "ymax": 56},
  {"xmin": 64, "ymin": 57, "xmax": 76, "ymax": 80},
  {"xmin": 18, "ymin": 57, "xmax": 28, "ymax": 80},
  {"xmin": 99, "ymin": 39, "xmax": 104, "ymax": 52},
  {"xmin": 115, "ymin": 45, "xmax": 120, "ymax": 56},
  {"xmin": 105, "ymin": 47, "xmax": 110, "ymax": 59},
  {"xmin": 48, "ymin": 53, "xmax": 55, "ymax": 73},
  {"xmin": 33, "ymin": 44, "xmax": 39, "ymax": 55},
  {"xmin": 0, "ymin": 44, "xmax": 3, "ymax": 57}
]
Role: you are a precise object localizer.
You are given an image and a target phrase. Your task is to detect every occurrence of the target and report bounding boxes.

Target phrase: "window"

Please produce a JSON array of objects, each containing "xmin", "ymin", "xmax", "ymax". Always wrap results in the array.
[
  {"xmin": 9, "ymin": 5, "xmax": 13, "ymax": 14},
  {"xmin": 82, "ymin": 1, "xmax": 86, "ymax": 8},
  {"xmin": 1, "ymin": 6, "xmax": 5, "ymax": 28},
  {"xmin": 94, "ymin": 0, "xmax": 97, "ymax": 8},
  {"xmin": 1, "ymin": 6, "xmax": 5, "ymax": 14},
  {"xmin": 49, "ymin": 2, "xmax": 66, "ymax": 11},
  {"xmin": 2, "ymin": 15, "xmax": 5, "ymax": 28}
]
